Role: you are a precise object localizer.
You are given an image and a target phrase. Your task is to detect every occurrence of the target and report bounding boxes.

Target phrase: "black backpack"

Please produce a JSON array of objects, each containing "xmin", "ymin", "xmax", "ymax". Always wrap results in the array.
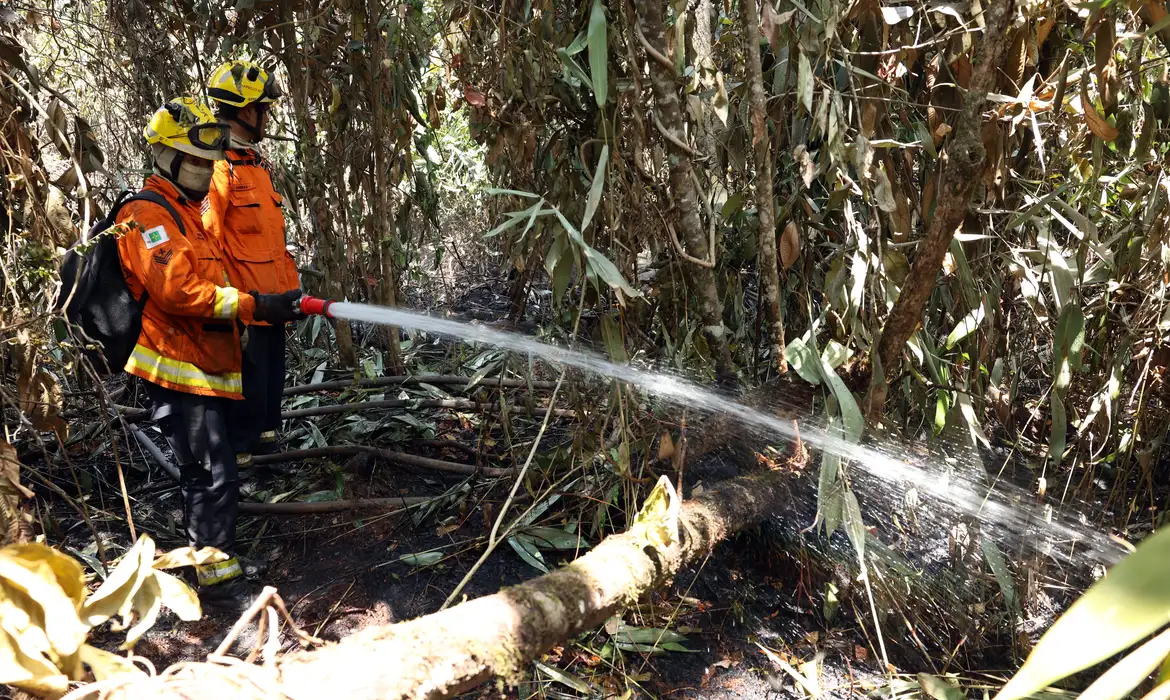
[{"xmin": 55, "ymin": 190, "xmax": 187, "ymax": 375}]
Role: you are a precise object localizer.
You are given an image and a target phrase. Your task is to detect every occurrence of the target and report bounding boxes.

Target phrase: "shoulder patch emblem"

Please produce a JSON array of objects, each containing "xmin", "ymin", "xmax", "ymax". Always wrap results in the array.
[
  {"xmin": 152, "ymin": 248, "xmax": 173, "ymax": 267},
  {"xmin": 141, "ymin": 225, "xmax": 169, "ymax": 249}
]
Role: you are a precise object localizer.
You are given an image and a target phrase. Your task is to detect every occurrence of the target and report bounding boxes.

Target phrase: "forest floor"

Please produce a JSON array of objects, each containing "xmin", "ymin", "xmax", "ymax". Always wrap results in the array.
[{"xmin": 76, "ymin": 448, "xmax": 892, "ymax": 700}]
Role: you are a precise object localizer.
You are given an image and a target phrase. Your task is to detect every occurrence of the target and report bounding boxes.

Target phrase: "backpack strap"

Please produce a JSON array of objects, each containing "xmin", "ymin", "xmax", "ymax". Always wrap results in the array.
[{"xmin": 115, "ymin": 190, "xmax": 191, "ymax": 308}]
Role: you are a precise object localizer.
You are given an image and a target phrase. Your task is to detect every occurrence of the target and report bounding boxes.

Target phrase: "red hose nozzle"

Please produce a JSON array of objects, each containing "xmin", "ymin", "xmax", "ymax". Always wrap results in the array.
[{"xmin": 299, "ymin": 295, "xmax": 335, "ymax": 318}]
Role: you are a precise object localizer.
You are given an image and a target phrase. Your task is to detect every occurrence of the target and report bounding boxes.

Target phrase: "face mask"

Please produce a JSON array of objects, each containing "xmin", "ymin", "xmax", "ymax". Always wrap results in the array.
[{"xmin": 176, "ymin": 158, "xmax": 214, "ymax": 198}]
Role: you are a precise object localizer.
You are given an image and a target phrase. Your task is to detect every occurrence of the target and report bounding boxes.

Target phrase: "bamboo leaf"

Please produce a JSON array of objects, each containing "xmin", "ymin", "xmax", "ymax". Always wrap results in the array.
[
  {"xmin": 80, "ymin": 644, "xmax": 146, "ymax": 681},
  {"xmin": 945, "ymin": 303, "xmax": 986, "ymax": 349},
  {"xmin": 919, "ymin": 673, "xmax": 967, "ymax": 700},
  {"xmin": 995, "ymin": 527, "xmax": 1170, "ymax": 700},
  {"xmin": 981, "ymin": 538, "xmax": 1019, "ymax": 614},
  {"xmin": 798, "ymin": 51, "xmax": 814, "ymax": 114},
  {"xmin": 580, "ymin": 145, "xmax": 609, "ymax": 232},
  {"xmin": 842, "ymin": 489, "xmax": 865, "ymax": 561},
  {"xmin": 534, "ymin": 660, "xmax": 595, "ymax": 694},
  {"xmin": 153, "ymin": 570, "xmax": 201, "ymax": 622},
  {"xmin": 588, "ymin": 0, "xmax": 608, "ymax": 107},
  {"xmin": 152, "ymin": 547, "xmax": 229, "ymax": 570},
  {"xmin": 785, "ymin": 337, "xmax": 823, "ymax": 385},
  {"xmin": 1048, "ymin": 393, "xmax": 1067, "ymax": 466},
  {"xmin": 1080, "ymin": 628, "xmax": 1170, "ymax": 700},
  {"xmin": 507, "ymin": 535, "xmax": 549, "ymax": 573}
]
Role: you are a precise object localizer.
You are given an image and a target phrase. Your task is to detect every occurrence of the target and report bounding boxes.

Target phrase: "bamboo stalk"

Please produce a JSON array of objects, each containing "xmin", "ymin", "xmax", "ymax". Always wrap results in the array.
[
  {"xmin": 283, "ymin": 374, "xmax": 558, "ymax": 397},
  {"xmin": 251, "ymin": 445, "xmax": 514, "ymax": 477},
  {"xmin": 239, "ymin": 496, "xmax": 433, "ymax": 515}
]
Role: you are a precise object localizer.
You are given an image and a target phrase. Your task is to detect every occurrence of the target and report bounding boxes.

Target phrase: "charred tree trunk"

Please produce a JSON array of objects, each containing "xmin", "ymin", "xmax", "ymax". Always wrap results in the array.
[
  {"xmin": 279, "ymin": 2, "xmax": 357, "ymax": 368},
  {"xmin": 634, "ymin": 0, "xmax": 734, "ymax": 383},
  {"xmin": 863, "ymin": 1, "xmax": 1018, "ymax": 422},
  {"xmin": 82, "ymin": 472, "xmax": 792, "ymax": 700},
  {"xmin": 367, "ymin": 0, "xmax": 404, "ymax": 373},
  {"xmin": 740, "ymin": 0, "xmax": 786, "ymax": 374}
]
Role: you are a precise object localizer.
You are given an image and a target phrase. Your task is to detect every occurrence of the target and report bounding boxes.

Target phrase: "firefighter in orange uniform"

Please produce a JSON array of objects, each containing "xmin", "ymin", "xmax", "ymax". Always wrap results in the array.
[
  {"xmin": 202, "ymin": 60, "xmax": 300, "ymax": 470},
  {"xmin": 117, "ymin": 97, "xmax": 302, "ymax": 612}
]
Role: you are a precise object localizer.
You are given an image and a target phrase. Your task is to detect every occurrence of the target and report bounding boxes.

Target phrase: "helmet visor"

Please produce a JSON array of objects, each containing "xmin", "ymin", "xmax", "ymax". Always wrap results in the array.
[{"xmin": 188, "ymin": 122, "xmax": 231, "ymax": 151}]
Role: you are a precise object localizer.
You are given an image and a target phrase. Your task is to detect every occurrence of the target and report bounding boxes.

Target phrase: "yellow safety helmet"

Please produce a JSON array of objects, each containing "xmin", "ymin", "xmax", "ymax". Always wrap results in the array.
[
  {"xmin": 206, "ymin": 60, "xmax": 283, "ymax": 108},
  {"xmin": 143, "ymin": 97, "xmax": 230, "ymax": 160}
]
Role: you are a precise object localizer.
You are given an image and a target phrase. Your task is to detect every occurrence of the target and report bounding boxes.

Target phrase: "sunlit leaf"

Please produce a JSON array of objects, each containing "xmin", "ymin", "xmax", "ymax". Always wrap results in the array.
[
  {"xmin": 80, "ymin": 644, "xmax": 145, "ymax": 681},
  {"xmin": 981, "ymin": 538, "xmax": 1018, "ymax": 614},
  {"xmin": 842, "ymin": 489, "xmax": 865, "ymax": 561},
  {"xmin": 945, "ymin": 303, "xmax": 986, "ymax": 349},
  {"xmin": 507, "ymin": 535, "xmax": 549, "ymax": 573},
  {"xmin": 154, "ymin": 570, "xmax": 201, "ymax": 622},
  {"xmin": 785, "ymin": 337, "xmax": 823, "ymax": 385},
  {"xmin": 995, "ymin": 527, "xmax": 1170, "ymax": 700},
  {"xmin": 797, "ymin": 51, "xmax": 814, "ymax": 114},
  {"xmin": 522, "ymin": 527, "xmax": 590, "ymax": 551},
  {"xmin": 398, "ymin": 550, "xmax": 443, "ymax": 567},
  {"xmin": 919, "ymin": 673, "xmax": 966, "ymax": 700}
]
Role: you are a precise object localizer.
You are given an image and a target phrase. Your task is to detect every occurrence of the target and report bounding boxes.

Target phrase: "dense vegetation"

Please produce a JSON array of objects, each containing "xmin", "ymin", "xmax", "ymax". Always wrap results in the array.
[{"xmin": 4, "ymin": 0, "xmax": 1170, "ymax": 697}]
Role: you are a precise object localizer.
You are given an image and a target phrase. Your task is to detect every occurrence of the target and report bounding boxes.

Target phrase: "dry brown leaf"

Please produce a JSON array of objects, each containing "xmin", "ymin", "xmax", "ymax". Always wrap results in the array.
[
  {"xmin": 19, "ymin": 370, "xmax": 66, "ymax": 438},
  {"xmin": 1080, "ymin": 80, "xmax": 1119, "ymax": 141},
  {"xmin": 761, "ymin": 0, "xmax": 782, "ymax": 56},
  {"xmin": 780, "ymin": 221, "xmax": 800, "ymax": 271},
  {"xmin": 942, "ymin": 251, "xmax": 957, "ymax": 276},
  {"xmin": 1, "ymin": 442, "xmax": 34, "ymax": 502},
  {"xmin": 1037, "ymin": 17, "xmax": 1056, "ymax": 49}
]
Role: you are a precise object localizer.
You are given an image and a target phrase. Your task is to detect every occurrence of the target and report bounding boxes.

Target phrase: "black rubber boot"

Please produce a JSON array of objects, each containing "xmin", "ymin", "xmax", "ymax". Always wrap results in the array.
[
  {"xmin": 239, "ymin": 555, "xmax": 269, "ymax": 579},
  {"xmin": 200, "ymin": 576, "xmax": 259, "ymax": 614}
]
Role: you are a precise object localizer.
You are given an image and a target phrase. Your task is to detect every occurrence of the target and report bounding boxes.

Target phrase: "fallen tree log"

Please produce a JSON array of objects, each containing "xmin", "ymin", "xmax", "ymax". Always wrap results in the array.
[
  {"xmin": 71, "ymin": 470, "xmax": 792, "ymax": 700},
  {"xmin": 252, "ymin": 445, "xmax": 514, "ymax": 477},
  {"xmin": 284, "ymin": 374, "xmax": 559, "ymax": 396}
]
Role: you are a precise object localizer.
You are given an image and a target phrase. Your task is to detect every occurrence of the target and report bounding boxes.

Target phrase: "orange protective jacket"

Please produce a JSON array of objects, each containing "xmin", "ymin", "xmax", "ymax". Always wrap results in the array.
[
  {"xmin": 117, "ymin": 176, "xmax": 257, "ymax": 399},
  {"xmin": 202, "ymin": 148, "xmax": 299, "ymax": 326}
]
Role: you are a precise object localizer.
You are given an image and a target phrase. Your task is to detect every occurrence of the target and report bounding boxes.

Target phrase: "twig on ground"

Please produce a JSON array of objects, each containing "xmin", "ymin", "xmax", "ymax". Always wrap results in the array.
[
  {"xmin": 238, "ymin": 496, "xmax": 434, "ymax": 515},
  {"xmin": 283, "ymin": 374, "xmax": 558, "ymax": 397}
]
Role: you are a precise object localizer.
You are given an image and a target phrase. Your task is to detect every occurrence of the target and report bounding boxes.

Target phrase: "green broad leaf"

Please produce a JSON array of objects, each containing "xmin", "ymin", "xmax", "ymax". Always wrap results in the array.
[
  {"xmin": 522, "ymin": 526, "xmax": 590, "ymax": 551},
  {"xmin": 815, "ymin": 424, "xmax": 840, "ymax": 533},
  {"xmin": 842, "ymin": 488, "xmax": 865, "ymax": 562},
  {"xmin": 981, "ymin": 538, "xmax": 1019, "ymax": 614},
  {"xmin": 1079, "ymin": 628, "xmax": 1170, "ymax": 700},
  {"xmin": 916, "ymin": 122, "xmax": 937, "ymax": 159},
  {"xmin": 588, "ymin": 0, "xmax": 608, "ymax": 107},
  {"xmin": 551, "ymin": 207, "xmax": 641, "ymax": 305},
  {"xmin": 945, "ymin": 303, "xmax": 986, "ymax": 350},
  {"xmin": 564, "ymin": 30, "xmax": 589, "ymax": 55},
  {"xmin": 823, "ymin": 369, "xmax": 863, "ymax": 443},
  {"xmin": 534, "ymin": 660, "xmax": 594, "ymax": 694},
  {"xmin": 721, "ymin": 192, "xmax": 745, "ymax": 219},
  {"xmin": 398, "ymin": 550, "xmax": 443, "ymax": 566},
  {"xmin": 933, "ymin": 390, "xmax": 949, "ymax": 435},
  {"xmin": 918, "ymin": 673, "xmax": 967, "ymax": 700},
  {"xmin": 508, "ymin": 534, "xmax": 550, "ymax": 573},
  {"xmin": 556, "ymin": 47, "xmax": 592, "ymax": 88},
  {"xmin": 612, "ymin": 624, "xmax": 688, "ymax": 645},
  {"xmin": 600, "ymin": 314, "xmax": 628, "ymax": 364},
  {"xmin": 820, "ymin": 340, "xmax": 852, "ymax": 370},
  {"xmin": 581, "ymin": 145, "xmax": 609, "ymax": 232},
  {"xmin": 544, "ymin": 229, "xmax": 570, "ymax": 277},
  {"xmin": 823, "ymin": 485, "xmax": 844, "ymax": 538},
  {"xmin": 1054, "ymin": 303, "xmax": 1086, "ymax": 382},
  {"xmin": 785, "ymin": 337, "xmax": 823, "ymax": 385},
  {"xmin": 824, "ymin": 581, "xmax": 840, "ymax": 621},
  {"xmin": 995, "ymin": 527, "xmax": 1170, "ymax": 700},
  {"xmin": 484, "ymin": 187, "xmax": 541, "ymax": 198}
]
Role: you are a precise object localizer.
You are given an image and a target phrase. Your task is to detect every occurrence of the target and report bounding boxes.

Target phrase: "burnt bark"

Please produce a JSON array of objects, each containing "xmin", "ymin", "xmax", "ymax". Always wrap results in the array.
[
  {"xmin": 366, "ymin": 0, "xmax": 405, "ymax": 373},
  {"xmin": 863, "ymin": 1, "xmax": 1018, "ymax": 421},
  {"xmin": 740, "ymin": 0, "xmax": 786, "ymax": 374},
  {"xmin": 634, "ymin": 0, "xmax": 734, "ymax": 382},
  {"xmin": 84, "ymin": 471, "xmax": 792, "ymax": 700}
]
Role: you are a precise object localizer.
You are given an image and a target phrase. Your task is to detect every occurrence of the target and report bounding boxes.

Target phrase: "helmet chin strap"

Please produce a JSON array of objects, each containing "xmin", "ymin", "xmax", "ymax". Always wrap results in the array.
[
  {"xmin": 152, "ymin": 146, "xmax": 210, "ymax": 201},
  {"xmin": 238, "ymin": 104, "xmax": 267, "ymax": 143}
]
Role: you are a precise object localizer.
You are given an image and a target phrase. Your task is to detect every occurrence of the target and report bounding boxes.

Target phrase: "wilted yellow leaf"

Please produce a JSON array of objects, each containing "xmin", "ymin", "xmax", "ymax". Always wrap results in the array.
[
  {"xmin": 1, "ymin": 441, "xmax": 34, "ymax": 501},
  {"xmin": 0, "ymin": 625, "xmax": 69, "ymax": 696},
  {"xmin": 154, "ymin": 570, "xmax": 200, "ymax": 622},
  {"xmin": 81, "ymin": 535, "xmax": 155, "ymax": 628},
  {"xmin": 3, "ymin": 545, "xmax": 85, "ymax": 610},
  {"xmin": 152, "ymin": 546, "xmax": 229, "ymax": 570},
  {"xmin": 0, "ymin": 549, "xmax": 89, "ymax": 657},
  {"xmin": 631, "ymin": 475, "xmax": 681, "ymax": 549},
  {"xmin": 80, "ymin": 644, "xmax": 145, "ymax": 682},
  {"xmin": 121, "ymin": 573, "xmax": 162, "ymax": 649},
  {"xmin": 781, "ymin": 221, "xmax": 801, "ymax": 271}
]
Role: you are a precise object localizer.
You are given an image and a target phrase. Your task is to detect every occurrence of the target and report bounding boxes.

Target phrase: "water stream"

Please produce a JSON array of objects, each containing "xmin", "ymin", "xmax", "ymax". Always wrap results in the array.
[{"xmin": 327, "ymin": 301, "xmax": 1128, "ymax": 568}]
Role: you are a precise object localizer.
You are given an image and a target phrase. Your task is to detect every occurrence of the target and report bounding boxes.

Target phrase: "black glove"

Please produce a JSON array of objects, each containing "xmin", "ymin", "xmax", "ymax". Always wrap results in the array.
[{"xmin": 251, "ymin": 289, "xmax": 303, "ymax": 324}]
